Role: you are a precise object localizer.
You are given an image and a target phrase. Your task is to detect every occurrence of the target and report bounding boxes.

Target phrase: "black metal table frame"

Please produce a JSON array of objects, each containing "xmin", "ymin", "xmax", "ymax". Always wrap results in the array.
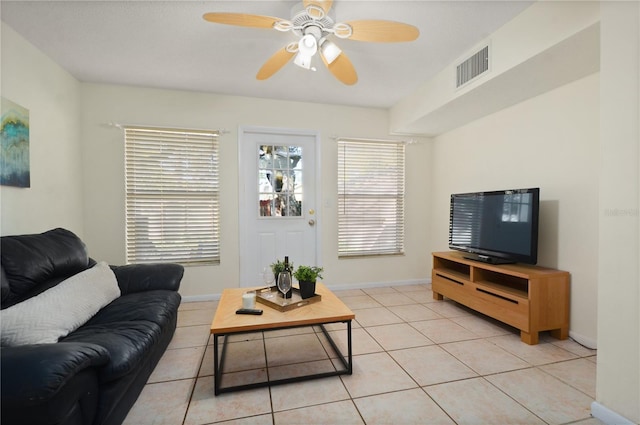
[{"xmin": 213, "ymin": 319, "xmax": 352, "ymax": 395}]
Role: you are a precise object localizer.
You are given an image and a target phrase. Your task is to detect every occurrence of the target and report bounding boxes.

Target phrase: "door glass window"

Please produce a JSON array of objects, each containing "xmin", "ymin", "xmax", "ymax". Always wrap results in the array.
[{"xmin": 258, "ymin": 145, "xmax": 302, "ymax": 217}]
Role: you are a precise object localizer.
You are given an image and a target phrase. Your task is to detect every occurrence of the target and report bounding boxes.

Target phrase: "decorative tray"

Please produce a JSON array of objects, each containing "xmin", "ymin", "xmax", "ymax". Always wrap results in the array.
[{"xmin": 255, "ymin": 286, "xmax": 322, "ymax": 312}]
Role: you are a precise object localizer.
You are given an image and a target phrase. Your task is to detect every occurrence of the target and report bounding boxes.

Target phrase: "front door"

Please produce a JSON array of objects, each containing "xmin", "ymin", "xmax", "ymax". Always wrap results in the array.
[{"xmin": 239, "ymin": 126, "xmax": 320, "ymax": 287}]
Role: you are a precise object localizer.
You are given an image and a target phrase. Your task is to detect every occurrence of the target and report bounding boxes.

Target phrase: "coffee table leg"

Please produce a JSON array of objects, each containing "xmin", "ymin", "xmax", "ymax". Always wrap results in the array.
[
  {"xmin": 213, "ymin": 333, "xmax": 230, "ymax": 396},
  {"xmin": 213, "ymin": 334, "xmax": 220, "ymax": 395}
]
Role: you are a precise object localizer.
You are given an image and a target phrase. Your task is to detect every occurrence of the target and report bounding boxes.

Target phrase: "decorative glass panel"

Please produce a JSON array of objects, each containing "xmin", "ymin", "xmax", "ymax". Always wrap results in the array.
[{"xmin": 258, "ymin": 144, "xmax": 302, "ymax": 217}]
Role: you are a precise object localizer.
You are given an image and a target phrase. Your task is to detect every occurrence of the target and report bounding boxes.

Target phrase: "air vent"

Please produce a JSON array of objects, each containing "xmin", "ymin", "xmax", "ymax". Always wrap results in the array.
[{"xmin": 456, "ymin": 45, "xmax": 489, "ymax": 88}]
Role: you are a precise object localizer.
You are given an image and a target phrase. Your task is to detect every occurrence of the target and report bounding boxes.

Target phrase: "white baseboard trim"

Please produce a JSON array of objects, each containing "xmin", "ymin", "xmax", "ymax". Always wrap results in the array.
[
  {"xmin": 180, "ymin": 278, "xmax": 432, "ymax": 304},
  {"xmin": 569, "ymin": 331, "xmax": 597, "ymax": 350},
  {"xmin": 591, "ymin": 402, "xmax": 637, "ymax": 425},
  {"xmin": 181, "ymin": 293, "xmax": 221, "ymax": 303}
]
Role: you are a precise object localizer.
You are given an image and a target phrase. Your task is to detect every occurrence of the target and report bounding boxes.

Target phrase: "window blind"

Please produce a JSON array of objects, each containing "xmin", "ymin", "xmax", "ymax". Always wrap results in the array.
[
  {"xmin": 125, "ymin": 127, "xmax": 220, "ymax": 265},
  {"xmin": 337, "ymin": 139, "xmax": 405, "ymax": 257}
]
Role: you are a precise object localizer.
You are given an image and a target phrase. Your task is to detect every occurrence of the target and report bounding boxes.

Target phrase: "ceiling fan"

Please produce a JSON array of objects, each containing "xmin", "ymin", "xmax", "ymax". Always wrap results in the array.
[{"xmin": 203, "ymin": 0, "xmax": 419, "ymax": 85}]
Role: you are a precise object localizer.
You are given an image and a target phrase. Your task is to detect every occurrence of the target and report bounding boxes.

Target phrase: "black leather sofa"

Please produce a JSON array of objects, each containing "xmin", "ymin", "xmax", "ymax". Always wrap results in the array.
[{"xmin": 1, "ymin": 228, "xmax": 184, "ymax": 425}]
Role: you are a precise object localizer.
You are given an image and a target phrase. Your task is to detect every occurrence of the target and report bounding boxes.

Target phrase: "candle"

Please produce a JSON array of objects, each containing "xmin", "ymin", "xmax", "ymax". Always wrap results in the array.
[{"xmin": 242, "ymin": 292, "xmax": 256, "ymax": 309}]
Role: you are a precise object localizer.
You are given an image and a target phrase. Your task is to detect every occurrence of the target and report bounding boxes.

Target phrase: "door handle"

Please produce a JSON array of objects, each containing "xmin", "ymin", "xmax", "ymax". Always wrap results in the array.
[{"xmin": 308, "ymin": 219, "xmax": 316, "ymax": 226}]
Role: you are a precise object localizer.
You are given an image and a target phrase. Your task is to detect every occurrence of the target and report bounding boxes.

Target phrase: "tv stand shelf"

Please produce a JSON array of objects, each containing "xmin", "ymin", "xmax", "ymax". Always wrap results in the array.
[{"xmin": 431, "ymin": 251, "xmax": 570, "ymax": 345}]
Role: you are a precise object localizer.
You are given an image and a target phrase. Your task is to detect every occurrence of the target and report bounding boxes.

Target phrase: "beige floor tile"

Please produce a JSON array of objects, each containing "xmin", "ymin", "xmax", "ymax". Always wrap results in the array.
[
  {"xmin": 323, "ymin": 327, "xmax": 384, "ymax": 356},
  {"xmin": 177, "ymin": 308, "xmax": 215, "ymax": 327},
  {"xmin": 405, "ymin": 290, "xmax": 437, "ymax": 303},
  {"xmin": 365, "ymin": 323, "xmax": 434, "ymax": 351},
  {"xmin": 442, "ymin": 339, "xmax": 529, "ymax": 375},
  {"xmin": 391, "ymin": 283, "xmax": 430, "ymax": 293},
  {"xmin": 214, "ymin": 414, "xmax": 273, "ymax": 425},
  {"xmin": 451, "ymin": 313, "xmax": 515, "ymax": 338},
  {"xmin": 551, "ymin": 338, "xmax": 598, "ymax": 357},
  {"xmin": 354, "ymin": 388, "xmax": 455, "ymax": 425},
  {"xmin": 487, "ymin": 368, "xmax": 594, "ymax": 424},
  {"xmin": 273, "ymin": 400, "xmax": 364, "ymax": 425},
  {"xmin": 540, "ymin": 358, "xmax": 597, "ymax": 397},
  {"xmin": 426, "ymin": 300, "xmax": 473, "ymax": 318},
  {"xmin": 265, "ymin": 333, "xmax": 327, "ymax": 367},
  {"xmin": 168, "ymin": 325, "xmax": 210, "ymax": 349},
  {"xmin": 369, "ymin": 292, "xmax": 416, "ymax": 307},
  {"xmin": 354, "ymin": 307, "xmax": 403, "ymax": 327},
  {"xmin": 334, "ymin": 288, "xmax": 366, "ymax": 297},
  {"xmin": 199, "ymin": 344, "xmax": 215, "ymax": 377},
  {"xmin": 271, "ymin": 375, "xmax": 350, "ymax": 412},
  {"xmin": 224, "ymin": 339, "xmax": 267, "ymax": 372},
  {"xmin": 339, "ymin": 295, "xmax": 383, "ymax": 310},
  {"xmin": 390, "ymin": 345, "xmax": 477, "ymax": 386},
  {"xmin": 220, "ymin": 368, "xmax": 269, "ymax": 389},
  {"xmin": 268, "ymin": 359, "xmax": 336, "ymax": 381},
  {"xmin": 339, "ymin": 352, "xmax": 417, "ymax": 398},
  {"xmin": 426, "ymin": 377, "xmax": 546, "ymax": 425},
  {"xmin": 149, "ymin": 346, "xmax": 205, "ymax": 383},
  {"xmin": 363, "ymin": 287, "xmax": 399, "ymax": 295},
  {"xmin": 184, "ymin": 376, "xmax": 271, "ymax": 425},
  {"xmin": 123, "ymin": 379, "xmax": 194, "ymax": 425},
  {"xmin": 387, "ymin": 304, "xmax": 442, "ymax": 322},
  {"xmin": 489, "ymin": 334, "xmax": 579, "ymax": 365},
  {"xmin": 410, "ymin": 318, "xmax": 478, "ymax": 344}
]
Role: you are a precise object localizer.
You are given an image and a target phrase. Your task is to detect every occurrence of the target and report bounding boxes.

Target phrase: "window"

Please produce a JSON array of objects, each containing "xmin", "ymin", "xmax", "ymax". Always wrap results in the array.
[
  {"xmin": 124, "ymin": 127, "xmax": 220, "ymax": 265},
  {"xmin": 337, "ymin": 139, "xmax": 405, "ymax": 257},
  {"xmin": 258, "ymin": 145, "xmax": 303, "ymax": 217}
]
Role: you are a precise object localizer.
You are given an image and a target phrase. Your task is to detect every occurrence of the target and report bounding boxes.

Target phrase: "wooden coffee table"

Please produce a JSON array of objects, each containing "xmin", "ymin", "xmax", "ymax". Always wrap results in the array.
[{"xmin": 210, "ymin": 282, "xmax": 355, "ymax": 395}]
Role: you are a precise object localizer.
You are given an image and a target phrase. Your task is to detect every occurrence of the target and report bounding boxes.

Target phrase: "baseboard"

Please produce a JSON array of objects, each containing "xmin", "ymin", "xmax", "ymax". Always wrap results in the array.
[
  {"xmin": 180, "ymin": 278, "xmax": 432, "ymax": 304},
  {"xmin": 569, "ymin": 331, "xmax": 597, "ymax": 350},
  {"xmin": 591, "ymin": 402, "xmax": 637, "ymax": 425},
  {"xmin": 181, "ymin": 293, "xmax": 220, "ymax": 303}
]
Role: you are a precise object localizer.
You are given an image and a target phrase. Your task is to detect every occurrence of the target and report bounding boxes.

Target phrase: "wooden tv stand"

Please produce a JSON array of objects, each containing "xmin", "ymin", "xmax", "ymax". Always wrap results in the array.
[{"xmin": 431, "ymin": 251, "xmax": 570, "ymax": 345}]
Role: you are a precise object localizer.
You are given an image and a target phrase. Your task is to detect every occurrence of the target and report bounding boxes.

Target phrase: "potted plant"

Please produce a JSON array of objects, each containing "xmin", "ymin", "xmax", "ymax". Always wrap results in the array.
[
  {"xmin": 293, "ymin": 265, "xmax": 324, "ymax": 299},
  {"xmin": 270, "ymin": 259, "xmax": 293, "ymax": 281}
]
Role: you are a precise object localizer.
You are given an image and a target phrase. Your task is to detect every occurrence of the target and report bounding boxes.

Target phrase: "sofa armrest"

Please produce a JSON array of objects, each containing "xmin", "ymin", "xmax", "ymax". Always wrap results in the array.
[
  {"xmin": 0, "ymin": 342, "xmax": 110, "ymax": 406},
  {"xmin": 111, "ymin": 263, "xmax": 183, "ymax": 295}
]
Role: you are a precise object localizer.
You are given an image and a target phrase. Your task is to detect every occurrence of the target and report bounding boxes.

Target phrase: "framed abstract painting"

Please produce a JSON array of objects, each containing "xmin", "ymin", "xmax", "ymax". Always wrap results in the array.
[{"xmin": 1, "ymin": 97, "xmax": 30, "ymax": 188}]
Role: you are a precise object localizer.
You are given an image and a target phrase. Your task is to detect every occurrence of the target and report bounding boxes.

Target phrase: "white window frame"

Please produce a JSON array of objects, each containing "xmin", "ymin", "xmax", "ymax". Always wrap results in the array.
[
  {"xmin": 337, "ymin": 138, "xmax": 405, "ymax": 257},
  {"xmin": 124, "ymin": 126, "xmax": 220, "ymax": 265}
]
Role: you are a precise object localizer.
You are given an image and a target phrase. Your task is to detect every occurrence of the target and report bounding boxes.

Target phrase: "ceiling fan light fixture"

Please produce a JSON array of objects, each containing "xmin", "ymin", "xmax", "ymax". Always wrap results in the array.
[
  {"xmin": 294, "ymin": 34, "xmax": 318, "ymax": 70},
  {"xmin": 320, "ymin": 40, "xmax": 341, "ymax": 64}
]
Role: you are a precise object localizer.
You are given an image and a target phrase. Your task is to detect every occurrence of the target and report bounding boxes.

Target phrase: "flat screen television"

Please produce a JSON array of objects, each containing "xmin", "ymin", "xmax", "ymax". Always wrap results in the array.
[{"xmin": 449, "ymin": 188, "xmax": 540, "ymax": 265}]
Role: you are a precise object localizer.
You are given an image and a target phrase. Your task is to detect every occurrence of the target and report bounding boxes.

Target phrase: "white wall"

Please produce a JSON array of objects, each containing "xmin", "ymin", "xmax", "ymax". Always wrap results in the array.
[
  {"xmin": 79, "ymin": 83, "xmax": 431, "ymax": 297},
  {"xmin": 595, "ymin": 2, "xmax": 640, "ymax": 423},
  {"xmin": 427, "ymin": 73, "xmax": 600, "ymax": 347},
  {"xmin": 0, "ymin": 24, "xmax": 84, "ymax": 237}
]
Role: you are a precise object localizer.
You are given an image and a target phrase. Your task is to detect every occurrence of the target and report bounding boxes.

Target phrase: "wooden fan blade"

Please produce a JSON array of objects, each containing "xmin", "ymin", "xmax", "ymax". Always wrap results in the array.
[
  {"xmin": 321, "ymin": 51, "xmax": 357, "ymax": 85},
  {"xmin": 203, "ymin": 12, "xmax": 283, "ymax": 29},
  {"xmin": 342, "ymin": 20, "xmax": 419, "ymax": 42},
  {"xmin": 256, "ymin": 47, "xmax": 296, "ymax": 80},
  {"xmin": 303, "ymin": 0, "xmax": 333, "ymax": 14}
]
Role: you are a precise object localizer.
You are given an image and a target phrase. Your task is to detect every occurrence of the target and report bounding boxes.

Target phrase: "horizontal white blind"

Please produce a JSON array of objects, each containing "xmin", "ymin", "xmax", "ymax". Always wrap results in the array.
[
  {"xmin": 337, "ymin": 139, "xmax": 405, "ymax": 257},
  {"xmin": 125, "ymin": 127, "xmax": 220, "ymax": 265}
]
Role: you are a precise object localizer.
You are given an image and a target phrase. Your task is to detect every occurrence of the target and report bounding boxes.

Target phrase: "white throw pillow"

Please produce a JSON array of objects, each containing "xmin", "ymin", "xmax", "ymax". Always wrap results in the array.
[{"xmin": 1, "ymin": 261, "xmax": 121, "ymax": 346}]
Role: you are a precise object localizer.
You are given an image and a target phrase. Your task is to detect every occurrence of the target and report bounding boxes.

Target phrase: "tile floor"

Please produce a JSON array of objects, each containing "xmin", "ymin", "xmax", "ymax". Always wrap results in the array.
[{"xmin": 123, "ymin": 283, "xmax": 603, "ymax": 425}]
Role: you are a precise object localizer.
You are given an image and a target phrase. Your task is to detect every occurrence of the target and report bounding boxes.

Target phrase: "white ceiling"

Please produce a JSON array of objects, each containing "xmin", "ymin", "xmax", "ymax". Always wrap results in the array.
[{"xmin": 1, "ymin": 0, "xmax": 534, "ymax": 109}]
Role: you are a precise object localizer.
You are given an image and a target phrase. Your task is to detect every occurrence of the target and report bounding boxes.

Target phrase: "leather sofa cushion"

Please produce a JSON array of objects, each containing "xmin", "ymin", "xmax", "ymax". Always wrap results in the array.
[
  {"xmin": 61, "ymin": 290, "xmax": 181, "ymax": 383},
  {"xmin": 1, "ymin": 229, "xmax": 90, "ymax": 307}
]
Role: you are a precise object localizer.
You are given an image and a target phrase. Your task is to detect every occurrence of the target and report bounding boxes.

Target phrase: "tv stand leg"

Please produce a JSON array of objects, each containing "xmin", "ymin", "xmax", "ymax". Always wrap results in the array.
[
  {"xmin": 550, "ymin": 327, "xmax": 569, "ymax": 340},
  {"xmin": 433, "ymin": 292, "xmax": 444, "ymax": 301},
  {"xmin": 521, "ymin": 330, "xmax": 539, "ymax": 345}
]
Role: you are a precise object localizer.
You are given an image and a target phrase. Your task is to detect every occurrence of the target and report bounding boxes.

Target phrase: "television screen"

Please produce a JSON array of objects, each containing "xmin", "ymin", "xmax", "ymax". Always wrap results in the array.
[{"xmin": 449, "ymin": 188, "xmax": 539, "ymax": 264}]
